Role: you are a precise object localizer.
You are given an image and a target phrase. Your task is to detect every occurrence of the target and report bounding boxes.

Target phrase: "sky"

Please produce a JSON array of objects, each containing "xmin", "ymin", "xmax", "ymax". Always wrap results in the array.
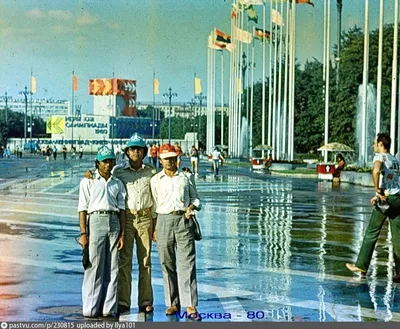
[{"xmin": 0, "ymin": 0, "xmax": 397, "ymax": 114}]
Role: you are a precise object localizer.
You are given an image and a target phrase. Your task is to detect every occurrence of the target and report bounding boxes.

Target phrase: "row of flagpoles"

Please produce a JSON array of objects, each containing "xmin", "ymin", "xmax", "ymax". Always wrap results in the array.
[
  {"xmin": 205, "ymin": 0, "xmax": 399, "ymax": 164},
  {"xmin": 205, "ymin": 0, "xmax": 314, "ymax": 157}
]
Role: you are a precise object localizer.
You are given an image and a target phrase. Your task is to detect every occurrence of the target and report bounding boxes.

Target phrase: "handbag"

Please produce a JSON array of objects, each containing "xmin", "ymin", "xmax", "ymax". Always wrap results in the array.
[
  {"xmin": 375, "ymin": 198, "xmax": 391, "ymax": 216},
  {"xmin": 192, "ymin": 216, "xmax": 202, "ymax": 241},
  {"xmin": 82, "ymin": 244, "xmax": 92, "ymax": 270}
]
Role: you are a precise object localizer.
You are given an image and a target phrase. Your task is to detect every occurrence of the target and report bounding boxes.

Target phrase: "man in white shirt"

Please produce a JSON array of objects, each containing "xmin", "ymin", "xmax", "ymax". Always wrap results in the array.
[
  {"xmin": 211, "ymin": 147, "xmax": 225, "ymax": 176},
  {"xmin": 78, "ymin": 146, "xmax": 126, "ymax": 318},
  {"xmin": 346, "ymin": 133, "xmax": 400, "ymax": 281},
  {"xmin": 150, "ymin": 144, "xmax": 201, "ymax": 320}
]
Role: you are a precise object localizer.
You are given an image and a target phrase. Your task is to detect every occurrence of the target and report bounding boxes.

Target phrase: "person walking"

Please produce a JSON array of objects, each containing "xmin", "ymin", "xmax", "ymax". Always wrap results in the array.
[
  {"xmin": 62, "ymin": 145, "xmax": 67, "ymax": 160},
  {"xmin": 190, "ymin": 145, "xmax": 199, "ymax": 176},
  {"xmin": 211, "ymin": 147, "xmax": 225, "ymax": 177},
  {"xmin": 112, "ymin": 133, "xmax": 156, "ymax": 315},
  {"xmin": 149, "ymin": 143, "xmax": 159, "ymax": 168},
  {"xmin": 174, "ymin": 143, "xmax": 183, "ymax": 169},
  {"xmin": 52, "ymin": 145, "xmax": 58, "ymax": 160},
  {"xmin": 79, "ymin": 146, "xmax": 84, "ymax": 159},
  {"xmin": 150, "ymin": 143, "xmax": 201, "ymax": 320},
  {"xmin": 78, "ymin": 146, "xmax": 126, "ymax": 318},
  {"xmin": 346, "ymin": 133, "xmax": 400, "ymax": 280}
]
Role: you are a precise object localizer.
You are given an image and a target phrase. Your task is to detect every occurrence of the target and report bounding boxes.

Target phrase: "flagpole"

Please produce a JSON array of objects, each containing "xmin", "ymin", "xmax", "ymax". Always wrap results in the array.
[
  {"xmin": 268, "ymin": 0, "xmax": 273, "ymax": 150},
  {"xmin": 288, "ymin": 3, "xmax": 293, "ymax": 162},
  {"xmin": 71, "ymin": 70, "xmax": 75, "ymax": 150},
  {"xmin": 262, "ymin": 2, "xmax": 266, "ymax": 158},
  {"xmin": 272, "ymin": 1, "xmax": 279, "ymax": 159},
  {"xmin": 221, "ymin": 51, "xmax": 224, "ymax": 147},
  {"xmin": 376, "ymin": 0, "xmax": 384, "ymax": 135},
  {"xmin": 250, "ymin": 27, "xmax": 255, "ymax": 159},
  {"xmin": 361, "ymin": 0, "xmax": 369, "ymax": 166},
  {"xmin": 207, "ymin": 43, "xmax": 211, "ymax": 153},
  {"xmin": 277, "ymin": 0, "xmax": 284, "ymax": 160},
  {"xmin": 282, "ymin": 0, "xmax": 290, "ymax": 160},
  {"xmin": 390, "ymin": 0, "xmax": 398, "ymax": 154},
  {"xmin": 152, "ymin": 71, "xmax": 155, "ymax": 140},
  {"xmin": 289, "ymin": 0, "xmax": 296, "ymax": 162},
  {"xmin": 324, "ymin": 0, "xmax": 331, "ymax": 163},
  {"xmin": 30, "ymin": 68, "xmax": 33, "ymax": 152},
  {"xmin": 246, "ymin": 20, "xmax": 250, "ymax": 123},
  {"xmin": 323, "ymin": 0, "xmax": 327, "ymax": 81}
]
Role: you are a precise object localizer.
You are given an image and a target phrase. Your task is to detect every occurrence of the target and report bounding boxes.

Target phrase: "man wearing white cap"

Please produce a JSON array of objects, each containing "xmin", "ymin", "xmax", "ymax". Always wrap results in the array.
[
  {"xmin": 78, "ymin": 146, "xmax": 126, "ymax": 318},
  {"xmin": 150, "ymin": 143, "xmax": 201, "ymax": 320}
]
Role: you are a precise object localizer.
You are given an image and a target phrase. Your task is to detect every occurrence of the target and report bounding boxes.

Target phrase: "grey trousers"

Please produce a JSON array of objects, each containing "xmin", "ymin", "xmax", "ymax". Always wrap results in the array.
[
  {"xmin": 82, "ymin": 213, "xmax": 120, "ymax": 317},
  {"xmin": 156, "ymin": 213, "xmax": 198, "ymax": 307},
  {"xmin": 118, "ymin": 212, "xmax": 153, "ymax": 308}
]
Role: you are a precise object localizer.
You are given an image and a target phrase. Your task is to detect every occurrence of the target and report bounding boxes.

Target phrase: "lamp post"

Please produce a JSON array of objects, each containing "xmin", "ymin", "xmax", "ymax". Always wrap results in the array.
[
  {"xmin": 1, "ymin": 92, "xmax": 12, "ymax": 122},
  {"xmin": 20, "ymin": 86, "xmax": 32, "ymax": 147},
  {"xmin": 195, "ymin": 93, "xmax": 206, "ymax": 146},
  {"xmin": 187, "ymin": 99, "xmax": 197, "ymax": 146},
  {"xmin": 163, "ymin": 87, "xmax": 178, "ymax": 144}
]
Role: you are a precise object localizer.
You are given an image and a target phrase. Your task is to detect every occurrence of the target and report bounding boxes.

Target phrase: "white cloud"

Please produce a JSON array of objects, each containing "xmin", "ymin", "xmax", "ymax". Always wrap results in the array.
[
  {"xmin": 76, "ymin": 12, "xmax": 99, "ymax": 25},
  {"xmin": 48, "ymin": 10, "xmax": 74, "ymax": 21},
  {"xmin": 26, "ymin": 8, "xmax": 46, "ymax": 19},
  {"xmin": 107, "ymin": 22, "xmax": 121, "ymax": 30}
]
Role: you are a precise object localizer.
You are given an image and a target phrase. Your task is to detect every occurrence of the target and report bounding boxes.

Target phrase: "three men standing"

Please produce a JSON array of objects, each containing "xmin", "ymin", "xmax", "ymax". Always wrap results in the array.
[{"xmin": 150, "ymin": 144, "xmax": 201, "ymax": 320}]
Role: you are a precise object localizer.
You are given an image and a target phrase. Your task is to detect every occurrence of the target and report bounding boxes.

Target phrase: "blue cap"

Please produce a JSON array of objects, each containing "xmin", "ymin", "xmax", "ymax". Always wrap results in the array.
[
  {"xmin": 126, "ymin": 133, "xmax": 146, "ymax": 148},
  {"xmin": 125, "ymin": 133, "xmax": 148, "ymax": 158},
  {"xmin": 96, "ymin": 146, "xmax": 116, "ymax": 162}
]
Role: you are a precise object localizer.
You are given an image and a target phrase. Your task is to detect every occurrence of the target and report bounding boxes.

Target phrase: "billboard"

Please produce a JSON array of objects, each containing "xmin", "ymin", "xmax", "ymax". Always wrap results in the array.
[
  {"xmin": 89, "ymin": 78, "xmax": 137, "ymax": 117},
  {"xmin": 46, "ymin": 116, "xmax": 65, "ymax": 134}
]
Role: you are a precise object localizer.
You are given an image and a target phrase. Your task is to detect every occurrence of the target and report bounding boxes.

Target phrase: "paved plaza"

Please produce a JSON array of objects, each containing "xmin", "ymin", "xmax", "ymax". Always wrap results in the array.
[{"xmin": 0, "ymin": 155, "xmax": 399, "ymax": 322}]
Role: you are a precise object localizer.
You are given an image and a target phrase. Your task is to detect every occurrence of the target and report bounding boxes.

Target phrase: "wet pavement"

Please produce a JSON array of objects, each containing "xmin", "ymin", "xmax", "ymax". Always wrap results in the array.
[{"xmin": 0, "ymin": 155, "xmax": 399, "ymax": 322}]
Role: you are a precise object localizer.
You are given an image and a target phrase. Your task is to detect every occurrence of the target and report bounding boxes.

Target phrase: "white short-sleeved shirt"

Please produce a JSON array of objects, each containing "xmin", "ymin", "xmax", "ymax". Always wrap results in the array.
[
  {"xmin": 77, "ymin": 170, "xmax": 126, "ymax": 213},
  {"xmin": 374, "ymin": 153, "xmax": 400, "ymax": 195},
  {"xmin": 211, "ymin": 150, "xmax": 221, "ymax": 160}
]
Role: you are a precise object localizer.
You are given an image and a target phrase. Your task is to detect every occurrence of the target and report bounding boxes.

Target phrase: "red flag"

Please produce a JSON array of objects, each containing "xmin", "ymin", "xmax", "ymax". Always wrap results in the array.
[
  {"xmin": 73, "ymin": 75, "xmax": 78, "ymax": 92},
  {"xmin": 296, "ymin": 0, "xmax": 314, "ymax": 7}
]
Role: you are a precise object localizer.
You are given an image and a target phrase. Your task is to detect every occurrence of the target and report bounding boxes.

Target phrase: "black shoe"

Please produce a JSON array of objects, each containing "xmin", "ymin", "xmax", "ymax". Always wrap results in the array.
[
  {"xmin": 118, "ymin": 305, "xmax": 130, "ymax": 314},
  {"xmin": 139, "ymin": 305, "xmax": 154, "ymax": 314}
]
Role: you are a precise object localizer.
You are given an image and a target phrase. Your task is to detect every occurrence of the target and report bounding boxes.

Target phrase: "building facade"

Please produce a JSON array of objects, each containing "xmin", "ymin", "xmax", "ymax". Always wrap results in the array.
[{"xmin": 0, "ymin": 98, "xmax": 70, "ymax": 121}]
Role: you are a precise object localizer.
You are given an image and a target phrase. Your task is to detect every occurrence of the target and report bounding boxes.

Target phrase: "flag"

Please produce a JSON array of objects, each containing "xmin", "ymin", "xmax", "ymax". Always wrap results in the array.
[
  {"xmin": 153, "ymin": 78, "xmax": 160, "ymax": 95},
  {"xmin": 254, "ymin": 28, "xmax": 271, "ymax": 42},
  {"xmin": 240, "ymin": 0, "xmax": 263, "ymax": 5},
  {"xmin": 215, "ymin": 28, "xmax": 231, "ymax": 45},
  {"xmin": 208, "ymin": 34, "xmax": 225, "ymax": 50},
  {"xmin": 296, "ymin": 0, "xmax": 314, "ymax": 6},
  {"xmin": 271, "ymin": 8, "xmax": 283, "ymax": 26},
  {"xmin": 234, "ymin": 27, "xmax": 252, "ymax": 44},
  {"xmin": 231, "ymin": 4, "xmax": 238, "ymax": 19},
  {"xmin": 195, "ymin": 77, "xmax": 202, "ymax": 95},
  {"xmin": 31, "ymin": 76, "xmax": 36, "ymax": 93},
  {"xmin": 226, "ymin": 43, "xmax": 235, "ymax": 52},
  {"xmin": 72, "ymin": 75, "xmax": 78, "ymax": 92},
  {"xmin": 246, "ymin": 5, "xmax": 258, "ymax": 23}
]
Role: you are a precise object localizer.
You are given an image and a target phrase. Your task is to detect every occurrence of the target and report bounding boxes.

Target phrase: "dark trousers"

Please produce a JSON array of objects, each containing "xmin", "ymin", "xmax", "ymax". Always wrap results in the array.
[{"xmin": 355, "ymin": 194, "xmax": 400, "ymax": 274}]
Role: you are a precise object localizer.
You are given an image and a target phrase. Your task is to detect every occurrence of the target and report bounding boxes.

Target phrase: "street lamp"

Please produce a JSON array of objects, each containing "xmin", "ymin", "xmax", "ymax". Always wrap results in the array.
[
  {"xmin": 195, "ymin": 93, "xmax": 206, "ymax": 146},
  {"xmin": 1, "ymin": 92, "xmax": 12, "ymax": 122},
  {"xmin": 150, "ymin": 122, "xmax": 157, "ymax": 140},
  {"xmin": 163, "ymin": 87, "xmax": 178, "ymax": 144},
  {"xmin": 187, "ymin": 99, "xmax": 197, "ymax": 146},
  {"xmin": 19, "ymin": 86, "xmax": 32, "ymax": 147}
]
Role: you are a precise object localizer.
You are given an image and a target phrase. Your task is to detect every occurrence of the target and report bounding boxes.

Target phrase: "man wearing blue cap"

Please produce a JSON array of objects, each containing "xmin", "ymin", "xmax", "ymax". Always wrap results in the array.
[
  {"xmin": 113, "ymin": 133, "xmax": 157, "ymax": 314},
  {"xmin": 78, "ymin": 146, "xmax": 126, "ymax": 318}
]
